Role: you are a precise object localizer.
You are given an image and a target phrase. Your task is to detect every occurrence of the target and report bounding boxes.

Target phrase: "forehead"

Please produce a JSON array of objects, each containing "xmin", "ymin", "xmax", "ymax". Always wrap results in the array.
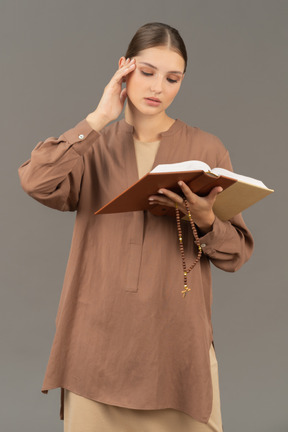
[{"xmin": 135, "ymin": 47, "xmax": 185, "ymax": 72}]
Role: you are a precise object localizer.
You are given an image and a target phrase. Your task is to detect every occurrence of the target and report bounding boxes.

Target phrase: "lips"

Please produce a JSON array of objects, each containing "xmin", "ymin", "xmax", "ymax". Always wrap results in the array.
[{"xmin": 145, "ymin": 97, "xmax": 161, "ymax": 102}]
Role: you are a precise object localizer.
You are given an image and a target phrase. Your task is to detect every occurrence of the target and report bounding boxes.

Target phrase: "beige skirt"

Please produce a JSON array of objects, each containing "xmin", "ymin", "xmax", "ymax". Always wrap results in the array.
[{"xmin": 63, "ymin": 344, "xmax": 223, "ymax": 432}]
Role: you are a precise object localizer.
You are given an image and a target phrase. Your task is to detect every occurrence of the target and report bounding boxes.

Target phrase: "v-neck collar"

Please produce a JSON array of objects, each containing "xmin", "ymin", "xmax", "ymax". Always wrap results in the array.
[{"xmin": 120, "ymin": 118, "xmax": 185, "ymax": 188}]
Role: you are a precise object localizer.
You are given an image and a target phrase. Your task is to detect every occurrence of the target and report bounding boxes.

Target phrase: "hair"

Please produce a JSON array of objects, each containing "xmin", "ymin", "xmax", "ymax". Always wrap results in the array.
[{"xmin": 125, "ymin": 22, "xmax": 188, "ymax": 73}]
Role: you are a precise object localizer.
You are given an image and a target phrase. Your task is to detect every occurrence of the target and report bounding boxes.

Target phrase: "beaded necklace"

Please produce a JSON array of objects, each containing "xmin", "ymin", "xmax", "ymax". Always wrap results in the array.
[{"xmin": 175, "ymin": 199, "xmax": 202, "ymax": 298}]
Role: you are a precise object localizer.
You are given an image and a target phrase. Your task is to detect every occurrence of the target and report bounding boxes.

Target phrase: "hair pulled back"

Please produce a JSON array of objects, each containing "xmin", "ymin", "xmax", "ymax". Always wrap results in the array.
[{"xmin": 125, "ymin": 22, "xmax": 187, "ymax": 73}]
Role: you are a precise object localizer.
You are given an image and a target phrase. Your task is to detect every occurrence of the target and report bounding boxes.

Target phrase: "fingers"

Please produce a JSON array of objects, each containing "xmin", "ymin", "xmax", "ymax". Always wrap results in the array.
[
  {"xmin": 207, "ymin": 186, "xmax": 223, "ymax": 203},
  {"xmin": 148, "ymin": 187, "xmax": 184, "ymax": 210},
  {"xmin": 148, "ymin": 191, "xmax": 187, "ymax": 216},
  {"xmin": 115, "ymin": 58, "xmax": 136, "ymax": 82},
  {"xmin": 148, "ymin": 195, "xmax": 178, "ymax": 208},
  {"xmin": 148, "ymin": 183, "xmax": 223, "ymax": 211},
  {"xmin": 119, "ymin": 57, "xmax": 135, "ymax": 68},
  {"xmin": 178, "ymin": 182, "xmax": 222, "ymax": 203},
  {"xmin": 156, "ymin": 188, "xmax": 184, "ymax": 204},
  {"xmin": 178, "ymin": 181, "xmax": 197, "ymax": 204}
]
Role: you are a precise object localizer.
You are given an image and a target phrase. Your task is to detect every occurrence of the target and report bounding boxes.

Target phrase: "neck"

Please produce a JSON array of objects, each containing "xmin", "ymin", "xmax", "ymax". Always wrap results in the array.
[{"xmin": 124, "ymin": 100, "xmax": 175, "ymax": 142}]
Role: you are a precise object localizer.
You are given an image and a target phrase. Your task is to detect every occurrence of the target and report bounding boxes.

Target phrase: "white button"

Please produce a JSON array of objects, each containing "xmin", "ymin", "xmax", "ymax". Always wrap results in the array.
[
  {"xmin": 78, "ymin": 134, "xmax": 84, "ymax": 139},
  {"xmin": 200, "ymin": 243, "xmax": 207, "ymax": 248}
]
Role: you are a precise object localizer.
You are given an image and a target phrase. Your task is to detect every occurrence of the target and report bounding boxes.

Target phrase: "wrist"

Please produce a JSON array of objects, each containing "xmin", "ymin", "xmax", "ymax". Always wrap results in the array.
[
  {"xmin": 194, "ymin": 211, "xmax": 215, "ymax": 234},
  {"xmin": 86, "ymin": 110, "xmax": 110, "ymax": 132}
]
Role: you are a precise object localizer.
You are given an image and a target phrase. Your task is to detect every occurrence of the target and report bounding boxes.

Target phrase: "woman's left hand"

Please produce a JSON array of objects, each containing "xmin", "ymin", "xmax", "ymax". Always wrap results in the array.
[{"xmin": 148, "ymin": 181, "xmax": 223, "ymax": 233}]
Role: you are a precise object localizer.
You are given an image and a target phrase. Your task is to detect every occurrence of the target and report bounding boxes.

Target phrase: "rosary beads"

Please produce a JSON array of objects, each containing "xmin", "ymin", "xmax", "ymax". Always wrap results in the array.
[{"xmin": 175, "ymin": 200, "xmax": 202, "ymax": 298}]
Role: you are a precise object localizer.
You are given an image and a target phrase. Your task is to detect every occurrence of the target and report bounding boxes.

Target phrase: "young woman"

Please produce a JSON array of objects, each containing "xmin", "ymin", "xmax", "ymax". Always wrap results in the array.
[{"xmin": 19, "ymin": 23, "xmax": 254, "ymax": 432}]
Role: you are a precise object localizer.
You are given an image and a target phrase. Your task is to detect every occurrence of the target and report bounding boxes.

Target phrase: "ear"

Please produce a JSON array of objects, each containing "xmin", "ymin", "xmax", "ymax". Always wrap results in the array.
[
  {"xmin": 119, "ymin": 56, "xmax": 128, "ymax": 82},
  {"xmin": 118, "ymin": 56, "xmax": 126, "ymax": 68}
]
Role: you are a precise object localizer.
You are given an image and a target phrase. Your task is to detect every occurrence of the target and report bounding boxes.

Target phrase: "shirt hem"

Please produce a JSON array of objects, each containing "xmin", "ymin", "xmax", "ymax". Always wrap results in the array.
[{"xmin": 41, "ymin": 384, "xmax": 212, "ymax": 424}]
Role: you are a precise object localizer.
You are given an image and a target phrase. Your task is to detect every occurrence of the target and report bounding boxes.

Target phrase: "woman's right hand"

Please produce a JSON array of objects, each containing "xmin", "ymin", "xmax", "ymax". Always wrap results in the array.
[{"xmin": 86, "ymin": 58, "xmax": 136, "ymax": 131}]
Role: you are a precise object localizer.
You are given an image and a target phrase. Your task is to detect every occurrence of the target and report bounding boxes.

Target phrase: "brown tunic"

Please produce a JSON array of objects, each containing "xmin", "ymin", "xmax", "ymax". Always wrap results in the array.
[{"xmin": 18, "ymin": 118, "xmax": 254, "ymax": 423}]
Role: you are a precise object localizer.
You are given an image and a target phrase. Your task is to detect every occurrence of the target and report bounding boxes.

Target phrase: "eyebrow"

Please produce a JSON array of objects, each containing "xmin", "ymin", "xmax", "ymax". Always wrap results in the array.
[{"xmin": 138, "ymin": 62, "xmax": 184, "ymax": 75}]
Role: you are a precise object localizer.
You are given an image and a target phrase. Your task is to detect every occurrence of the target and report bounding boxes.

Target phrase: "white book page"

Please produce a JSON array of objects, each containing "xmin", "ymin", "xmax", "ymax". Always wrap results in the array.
[
  {"xmin": 151, "ymin": 160, "xmax": 211, "ymax": 173},
  {"xmin": 212, "ymin": 167, "xmax": 268, "ymax": 189}
]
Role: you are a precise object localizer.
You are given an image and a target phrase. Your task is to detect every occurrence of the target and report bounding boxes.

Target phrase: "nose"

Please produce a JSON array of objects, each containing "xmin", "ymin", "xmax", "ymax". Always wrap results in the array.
[{"xmin": 150, "ymin": 75, "xmax": 163, "ymax": 94}]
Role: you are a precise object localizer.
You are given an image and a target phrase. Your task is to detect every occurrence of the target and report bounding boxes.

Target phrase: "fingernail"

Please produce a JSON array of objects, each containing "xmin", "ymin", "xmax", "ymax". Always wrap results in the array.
[
  {"xmin": 148, "ymin": 197, "xmax": 154, "ymax": 201},
  {"xmin": 158, "ymin": 189, "xmax": 163, "ymax": 194},
  {"xmin": 178, "ymin": 181, "xmax": 183, "ymax": 186}
]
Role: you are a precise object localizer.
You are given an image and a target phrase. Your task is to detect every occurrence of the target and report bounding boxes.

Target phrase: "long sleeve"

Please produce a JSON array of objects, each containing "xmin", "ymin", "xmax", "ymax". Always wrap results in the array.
[
  {"xmin": 197, "ymin": 149, "xmax": 254, "ymax": 272},
  {"xmin": 18, "ymin": 119, "xmax": 100, "ymax": 211}
]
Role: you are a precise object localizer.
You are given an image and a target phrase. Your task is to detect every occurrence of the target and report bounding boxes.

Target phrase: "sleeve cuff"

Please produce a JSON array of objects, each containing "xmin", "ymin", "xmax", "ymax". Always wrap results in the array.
[
  {"xmin": 61, "ymin": 119, "xmax": 101, "ymax": 156},
  {"xmin": 196, "ymin": 216, "xmax": 228, "ymax": 256}
]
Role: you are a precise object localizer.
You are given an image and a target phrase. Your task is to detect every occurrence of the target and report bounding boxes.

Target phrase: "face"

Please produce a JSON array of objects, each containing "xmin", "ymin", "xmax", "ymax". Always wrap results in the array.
[{"xmin": 120, "ymin": 46, "xmax": 185, "ymax": 115}]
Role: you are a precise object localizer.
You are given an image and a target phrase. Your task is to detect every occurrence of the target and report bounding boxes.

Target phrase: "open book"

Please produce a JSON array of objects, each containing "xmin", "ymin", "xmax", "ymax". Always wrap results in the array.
[{"xmin": 95, "ymin": 160, "xmax": 274, "ymax": 220}]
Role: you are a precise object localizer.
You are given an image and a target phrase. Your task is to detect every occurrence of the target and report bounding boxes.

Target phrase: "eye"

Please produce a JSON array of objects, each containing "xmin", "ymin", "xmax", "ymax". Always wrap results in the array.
[
  {"xmin": 167, "ymin": 78, "xmax": 179, "ymax": 84},
  {"xmin": 141, "ymin": 71, "xmax": 153, "ymax": 77}
]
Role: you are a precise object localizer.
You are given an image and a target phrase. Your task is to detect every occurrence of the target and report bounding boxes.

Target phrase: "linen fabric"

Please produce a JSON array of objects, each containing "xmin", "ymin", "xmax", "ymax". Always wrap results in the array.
[
  {"xmin": 63, "ymin": 344, "xmax": 222, "ymax": 432},
  {"xmin": 18, "ymin": 118, "xmax": 253, "ymax": 423}
]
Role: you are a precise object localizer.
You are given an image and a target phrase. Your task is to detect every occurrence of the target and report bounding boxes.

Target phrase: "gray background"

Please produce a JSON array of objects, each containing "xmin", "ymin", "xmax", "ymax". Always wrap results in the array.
[{"xmin": 1, "ymin": 0, "xmax": 287, "ymax": 431}]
